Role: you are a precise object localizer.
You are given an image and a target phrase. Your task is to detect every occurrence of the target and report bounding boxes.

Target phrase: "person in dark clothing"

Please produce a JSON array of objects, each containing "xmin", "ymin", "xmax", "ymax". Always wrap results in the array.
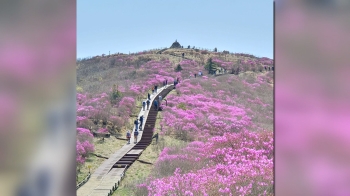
[
  {"xmin": 134, "ymin": 128, "xmax": 139, "ymax": 144},
  {"xmin": 152, "ymin": 133, "xmax": 159, "ymax": 144},
  {"xmin": 268, "ymin": 66, "xmax": 270, "ymax": 71},
  {"xmin": 152, "ymin": 87, "xmax": 154, "ymax": 94},
  {"xmin": 272, "ymin": 66, "xmax": 274, "ymax": 71},
  {"xmin": 134, "ymin": 119, "xmax": 139, "ymax": 131},
  {"xmin": 142, "ymin": 101, "xmax": 146, "ymax": 111},
  {"xmin": 264, "ymin": 66, "xmax": 267, "ymax": 71},
  {"xmin": 139, "ymin": 115, "xmax": 144, "ymax": 130},
  {"xmin": 155, "ymin": 85, "xmax": 158, "ymax": 93},
  {"xmin": 165, "ymin": 79, "xmax": 168, "ymax": 85},
  {"xmin": 126, "ymin": 130, "xmax": 131, "ymax": 144},
  {"xmin": 154, "ymin": 100, "xmax": 158, "ymax": 111},
  {"xmin": 148, "ymin": 93, "xmax": 150, "ymax": 100},
  {"xmin": 146, "ymin": 99, "xmax": 150, "ymax": 110},
  {"xmin": 194, "ymin": 73, "xmax": 197, "ymax": 78}
]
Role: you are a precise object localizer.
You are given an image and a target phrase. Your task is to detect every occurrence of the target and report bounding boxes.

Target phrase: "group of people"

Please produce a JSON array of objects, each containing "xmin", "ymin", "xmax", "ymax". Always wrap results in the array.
[
  {"xmin": 173, "ymin": 77, "xmax": 180, "ymax": 88},
  {"xmin": 142, "ymin": 98, "xmax": 151, "ymax": 111},
  {"xmin": 264, "ymin": 66, "xmax": 274, "ymax": 71},
  {"xmin": 190, "ymin": 71, "xmax": 203, "ymax": 78},
  {"xmin": 163, "ymin": 79, "xmax": 168, "ymax": 87},
  {"xmin": 126, "ymin": 81, "xmax": 173, "ymax": 144},
  {"xmin": 126, "ymin": 115, "xmax": 144, "ymax": 144},
  {"xmin": 151, "ymin": 85, "xmax": 158, "ymax": 94}
]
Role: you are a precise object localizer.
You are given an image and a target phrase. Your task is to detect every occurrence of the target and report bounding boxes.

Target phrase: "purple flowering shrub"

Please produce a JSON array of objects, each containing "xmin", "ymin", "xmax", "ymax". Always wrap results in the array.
[
  {"xmin": 76, "ymin": 128, "xmax": 94, "ymax": 167},
  {"xmin": 138, "ymin": 130, "xmax": 273, "ymax": 195},
  {"xmin": 160, "ymin": 75, "xmax": 272, "ymax": 139},
  {"xmin": 97, "ymin": 128, "xmax": 109, "ymax": 134}
]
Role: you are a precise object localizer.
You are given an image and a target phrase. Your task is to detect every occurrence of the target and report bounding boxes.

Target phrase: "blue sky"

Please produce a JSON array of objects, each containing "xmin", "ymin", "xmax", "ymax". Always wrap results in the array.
[{"xmin": 77, "ymin": 0, "xmax": 273, "ymax": 59}]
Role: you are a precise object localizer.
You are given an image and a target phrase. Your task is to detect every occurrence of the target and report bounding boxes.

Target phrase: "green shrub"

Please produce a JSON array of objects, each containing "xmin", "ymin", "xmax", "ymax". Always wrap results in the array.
[
  {"xmin": 177, "ymin": 103, "xmax": 186, "ymax": 110},
  {"xmin": 175, "ymin": 64, "xmax": 183, "ymax": 72},
  {"xmin": 110, "ymin": 84, "xmax": 122, "ymax": 104}
]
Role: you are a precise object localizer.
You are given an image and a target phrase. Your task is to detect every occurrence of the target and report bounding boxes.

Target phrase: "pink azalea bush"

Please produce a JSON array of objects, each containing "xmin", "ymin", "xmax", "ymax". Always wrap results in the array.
[
  {"xmin": 138, "ymin": 130, "xmax": 273, "ymax": 195},
  {"xmin": 159, "ymin": 74, "xmax": 273, "ymax": 138},
  {"xmin": 76, "ymin": 128, "xmax": 94, "ymax": 166},
  {"xmin": 97, "ymin": 128, "xmax": 109, "ymax": 134},
  {"xmin": 76, "ymin": 91, "xmax": 136, "ymax": 169}
]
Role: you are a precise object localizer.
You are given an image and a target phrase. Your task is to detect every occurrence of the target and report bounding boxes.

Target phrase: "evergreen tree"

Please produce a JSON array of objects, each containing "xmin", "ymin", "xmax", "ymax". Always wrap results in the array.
[
  {"xmin": 205, "ymin": 58, "xmax": 217, "ymax": 75},
  {"xmin": 175, "ymin": 64, "xmax": 183, "ymax": 72},
  {"xmin": 110, "ymin": 84, "xmax": 122, "ymax": 104}
]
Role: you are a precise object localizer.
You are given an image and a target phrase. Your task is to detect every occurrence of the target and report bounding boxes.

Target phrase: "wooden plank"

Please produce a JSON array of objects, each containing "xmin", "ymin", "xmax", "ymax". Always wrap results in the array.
[{"xmin": 127, "ymin": 149, "xmax": 143, "ymax": 155}]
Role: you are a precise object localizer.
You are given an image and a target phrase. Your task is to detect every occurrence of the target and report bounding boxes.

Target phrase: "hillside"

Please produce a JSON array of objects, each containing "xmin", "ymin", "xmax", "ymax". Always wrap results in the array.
[{"xmin": 76, "ymin": 48, "xmax": 274, "ymax": 195}]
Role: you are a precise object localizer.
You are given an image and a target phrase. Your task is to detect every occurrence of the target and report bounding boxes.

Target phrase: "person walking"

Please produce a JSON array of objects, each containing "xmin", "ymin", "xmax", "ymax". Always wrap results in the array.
[
  {"xmin": 134, "ymin": 128, "xmax": 139, "ymax": 144},
  {"xmin": 154, "ymin": 100, "xmax": 158, "ymax": 111},
  {"xmin": 165, "ymin": 79, "xmax": 168, "ymax": 85},
  {"xmin": 155, "ymin": 85, "xmax": 158, "ymax": 93},
  {"xmin": 134, "ymin": 118, "xmax": 139, "ymax": 131},
  {"xmin": 152, "ymin": 87, "xmax": 154, "ymax": 94},
  {"xmin": 146, "ymin": 99, "xmax": 150, "ymax": 110},
  {"xmin": 194, "ymin": 73, "xmax": 197, "ymax": 78},
  {"xmin": 159, "ymin": 95, "xmax": 162, "ymax": 104},
  {"xmin": 148, "ymin": 92, "xmax": 151, "ymax": 100},
  {"xmin": 142, "ymin": 101, "xmax": 146, "ymax": 111},
  {"xmin": 152, "ymin": 133, "xmax": 159, "ymax": 144},
  {"xmin": 126, "ymin": 130, "xmax": 131, "ymax": 144},
  {"xmin": 139, "ymin": 115, "xmax": 144, "ymax": 130}
]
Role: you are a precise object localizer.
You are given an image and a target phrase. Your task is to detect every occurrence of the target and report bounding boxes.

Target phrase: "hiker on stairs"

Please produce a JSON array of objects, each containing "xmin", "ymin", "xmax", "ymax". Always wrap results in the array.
[
  {"xmin": 134, "ymin": 128, "xmax": 139, "ymax": 144},
  {"xmin": 134, "ymin": 118, "xmax": 139, "ymax": 131},
  {"xmin": 146, "ymin": 99, "xmax": 150, "ymax": 110},
  {"xmin": 154, "ymin": 100, "xmax": 158, "ymax": 111},
  {"xmin": 159, "ymin": 95, "xmax": 162, "ymax": 104},
  {"xmin": 126, "ymin": 130, "xmax": 131, "ymax": 144},
  {"xmin": 139, "ymin": 115, "xmax": 144, "ymax": 131},
  {"xmin": 142, "ymin": 100, "xmax": 146, "ymax": 111}
]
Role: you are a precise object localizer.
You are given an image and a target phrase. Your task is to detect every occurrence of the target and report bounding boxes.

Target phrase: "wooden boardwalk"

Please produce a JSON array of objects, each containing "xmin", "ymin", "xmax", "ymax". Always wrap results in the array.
[{"xmin": 77, "ymin": 84, "xmax": 173, "ymax": 196}]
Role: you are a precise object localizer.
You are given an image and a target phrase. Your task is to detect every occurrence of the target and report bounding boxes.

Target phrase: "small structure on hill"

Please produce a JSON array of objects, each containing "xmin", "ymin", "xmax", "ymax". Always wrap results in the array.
[{"xmin": 170, "ymin": 39, "xmax": 182, "ymax": 48}]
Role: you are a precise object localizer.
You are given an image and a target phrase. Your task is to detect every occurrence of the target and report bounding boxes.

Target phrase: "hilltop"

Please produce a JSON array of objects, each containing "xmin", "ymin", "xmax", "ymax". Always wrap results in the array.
[{"xmin": 77, "ymin": 47, "xmax": 273, "ymax": 94}]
